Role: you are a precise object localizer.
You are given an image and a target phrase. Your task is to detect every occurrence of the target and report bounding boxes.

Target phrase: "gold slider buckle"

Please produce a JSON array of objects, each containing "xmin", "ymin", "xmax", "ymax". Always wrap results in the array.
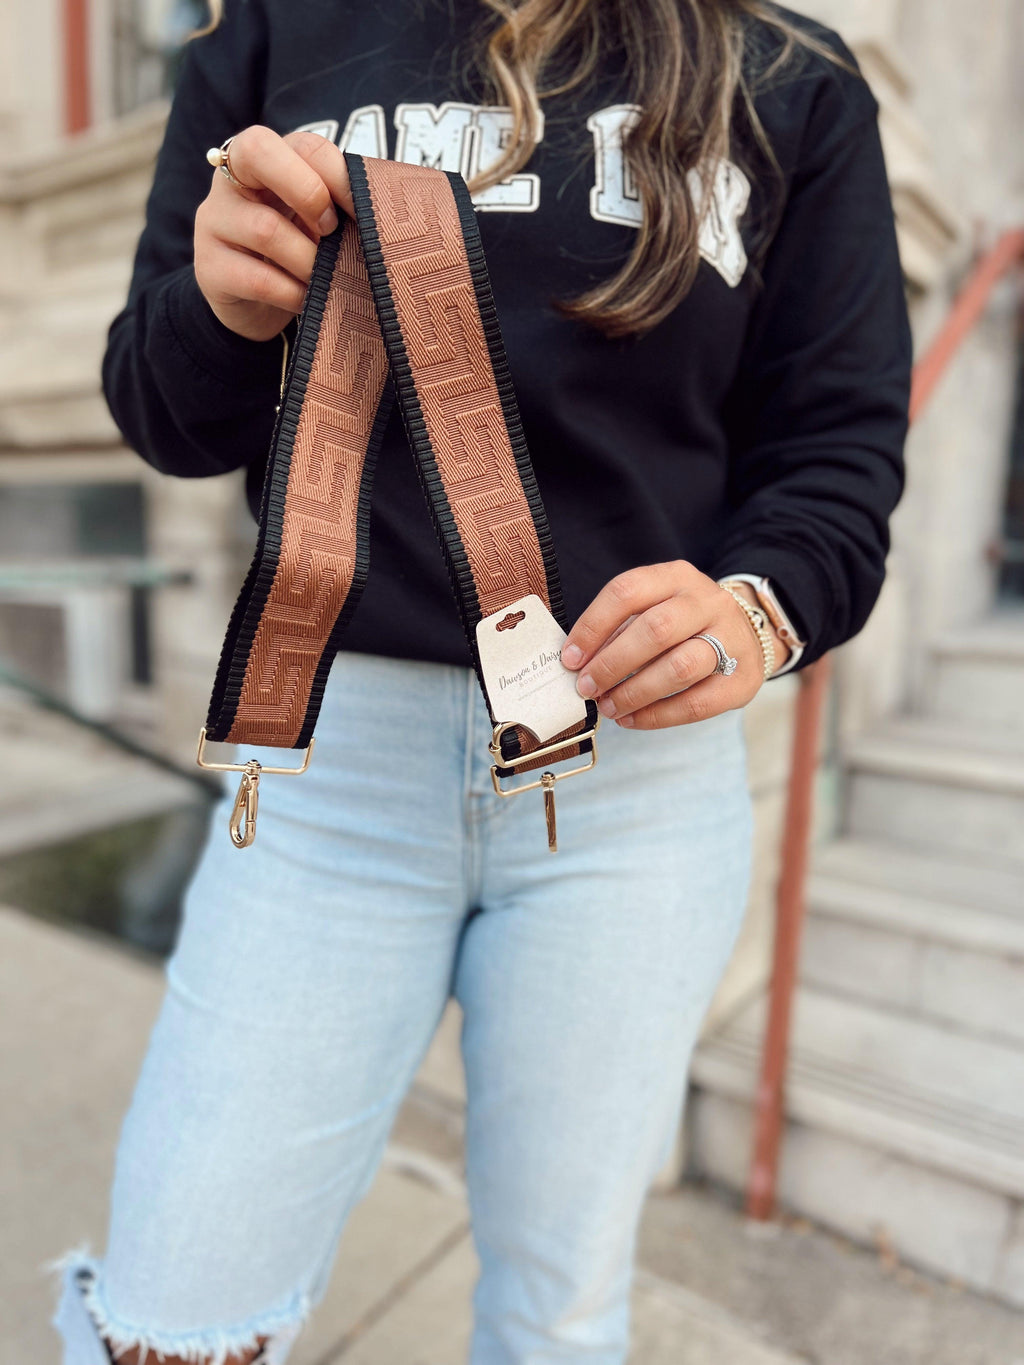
[
  {"xmin": 488, "ymin": 720, "xmax": 600, "ymax": 855},
  {"xmin": 196, "ymin": 727, "xmax": 315, "ymax": 849}
]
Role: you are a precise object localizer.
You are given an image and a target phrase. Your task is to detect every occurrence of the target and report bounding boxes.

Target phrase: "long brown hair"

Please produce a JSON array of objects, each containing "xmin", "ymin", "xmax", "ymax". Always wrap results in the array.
[{"xmin": 196, "ymin": 0, "xmax": 854, "ymax": 338}]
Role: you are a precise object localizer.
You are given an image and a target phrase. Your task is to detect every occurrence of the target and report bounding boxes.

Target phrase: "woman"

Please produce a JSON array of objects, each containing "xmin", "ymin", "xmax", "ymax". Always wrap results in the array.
[{"xmin": 54, "ymin": 0, "xmax": 912, "ymax": 1361}]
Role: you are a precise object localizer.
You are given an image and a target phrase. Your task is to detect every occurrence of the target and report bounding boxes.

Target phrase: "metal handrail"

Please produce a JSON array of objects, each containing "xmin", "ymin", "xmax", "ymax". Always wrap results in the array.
[
  {"xmin": 745, "ymin": 227, "xmax": 1024, "ymax": 1221},
  {"xmin": 0, "ymin": 662, "xmax": 219, "ymax": 797}
]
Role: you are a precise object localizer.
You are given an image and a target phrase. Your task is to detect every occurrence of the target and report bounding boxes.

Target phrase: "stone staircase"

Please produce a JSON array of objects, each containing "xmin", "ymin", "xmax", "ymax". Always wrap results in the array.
[{"xmin": 688, "ymin": 612, "xmax": 1024, "ymax": 1307}]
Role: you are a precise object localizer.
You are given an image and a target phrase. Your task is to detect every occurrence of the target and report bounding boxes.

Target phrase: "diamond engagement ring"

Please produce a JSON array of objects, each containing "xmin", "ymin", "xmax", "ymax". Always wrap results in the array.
[
  {"xmin": 206, "ymin": 135, "xmax": 243, "ymax": 187},
  {"xmin": 693, "ymin": 632, "xmax": 738, "ymax": 676}
]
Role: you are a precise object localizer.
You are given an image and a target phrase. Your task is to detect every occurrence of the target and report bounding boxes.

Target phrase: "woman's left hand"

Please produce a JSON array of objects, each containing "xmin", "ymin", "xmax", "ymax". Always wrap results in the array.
[{"xmin": 560, "ymin": 561, "xmax": 787, "ymax": 729}]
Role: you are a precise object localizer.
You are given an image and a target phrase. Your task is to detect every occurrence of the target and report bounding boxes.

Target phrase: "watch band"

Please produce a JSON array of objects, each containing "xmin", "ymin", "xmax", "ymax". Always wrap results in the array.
[{"xmin": 715, "ymin": 572, "xmax": 806, "ymax": 676}]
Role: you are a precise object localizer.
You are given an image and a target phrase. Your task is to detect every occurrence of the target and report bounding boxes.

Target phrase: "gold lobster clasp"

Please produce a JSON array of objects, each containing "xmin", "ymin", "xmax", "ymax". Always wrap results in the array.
[
  {"xmin": 228, "ymin": 761, "xmax": 262, "ymax": 849},
  {"xmin": 196, "ymin": 728, "xmax": 315, "ymax": 848}
]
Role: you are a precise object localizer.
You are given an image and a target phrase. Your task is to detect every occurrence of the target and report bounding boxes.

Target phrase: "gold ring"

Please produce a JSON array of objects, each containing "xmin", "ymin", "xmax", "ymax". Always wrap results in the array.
[{"xmin": 206, "ymin": 135, "xmax": 243, "ymax": 188}]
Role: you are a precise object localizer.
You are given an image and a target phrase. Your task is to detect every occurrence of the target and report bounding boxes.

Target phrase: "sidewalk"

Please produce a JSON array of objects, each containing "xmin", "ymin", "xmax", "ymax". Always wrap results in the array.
[{"xmin": 3, "ymin": 905, "xmax": 1022, "ymax": 1364}]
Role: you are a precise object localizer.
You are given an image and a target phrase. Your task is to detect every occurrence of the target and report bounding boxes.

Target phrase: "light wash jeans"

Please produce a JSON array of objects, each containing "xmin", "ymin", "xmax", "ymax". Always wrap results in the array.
[{"xmin": 53, "ymin": 648, "xmax": 754, "ymax": 1365}]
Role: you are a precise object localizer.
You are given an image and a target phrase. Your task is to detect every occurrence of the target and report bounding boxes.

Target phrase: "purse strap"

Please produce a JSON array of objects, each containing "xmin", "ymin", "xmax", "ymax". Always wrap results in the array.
[{"xmin": 198, "ymin": 153, "xmax": 599, "ymax": 849}]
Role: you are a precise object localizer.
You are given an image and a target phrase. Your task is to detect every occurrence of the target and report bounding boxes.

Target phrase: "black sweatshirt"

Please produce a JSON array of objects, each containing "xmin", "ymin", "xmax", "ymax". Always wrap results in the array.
[{"xmin": 103, "ymin": 0, "xmax": 913, "ymax": 673}]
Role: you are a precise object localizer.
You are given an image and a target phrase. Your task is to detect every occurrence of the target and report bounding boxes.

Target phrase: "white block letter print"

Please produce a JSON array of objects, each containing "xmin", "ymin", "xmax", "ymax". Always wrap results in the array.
[
  {"xmin": 587, "ymin": 105, "xmax": 643, "ymax": 227},
  {"xmin": 292, "ymin": 119, "xmax": 340, "ymax": 143},
  {"xmin": 686, "ymin": 159, "xmax": 750, "ymax": 287},
  {"xmin": 339, "ymin": 105, "xmax": 388, "ymax": 158},
  {"xmin": 468, "ymin": 106, "xmax": 543, "ymax": 211},
  {"xmin": 588, "ymin": 103, "xmax": 750, "ymax": 287},
  {"xmin": 394, "ymin": 102, "xmax": 476, "ymax": 175}
]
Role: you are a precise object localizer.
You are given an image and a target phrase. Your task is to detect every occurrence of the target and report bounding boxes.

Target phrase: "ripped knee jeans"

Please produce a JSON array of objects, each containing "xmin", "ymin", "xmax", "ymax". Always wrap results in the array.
[{"xmin": 52, "ymin": 649, "xmax": 753, "ymax": 1364}]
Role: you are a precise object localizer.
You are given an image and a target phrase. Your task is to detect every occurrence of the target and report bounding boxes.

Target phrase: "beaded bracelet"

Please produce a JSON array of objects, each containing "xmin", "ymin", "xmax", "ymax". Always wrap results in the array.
[{"xmin": 719, "ymin": 581, "xmax": 776, "ymax": 682}]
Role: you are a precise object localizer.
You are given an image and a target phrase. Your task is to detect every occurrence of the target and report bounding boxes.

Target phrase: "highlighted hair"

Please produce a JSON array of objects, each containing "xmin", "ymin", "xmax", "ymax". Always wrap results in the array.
[{"xmin": 194, "ymin": 0, "xmax": 854, "ymax": 337}]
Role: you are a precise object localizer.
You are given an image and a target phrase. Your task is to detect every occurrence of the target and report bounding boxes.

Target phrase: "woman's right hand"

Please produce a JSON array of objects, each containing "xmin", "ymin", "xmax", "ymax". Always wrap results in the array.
[{"xmin": 194, "ymin": 126, "xmax": 355, "ymax": 342}]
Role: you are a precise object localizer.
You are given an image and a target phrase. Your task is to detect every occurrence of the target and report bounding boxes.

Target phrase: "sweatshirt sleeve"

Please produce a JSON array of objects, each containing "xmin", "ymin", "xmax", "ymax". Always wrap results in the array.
[
  {"xmin": 707, "ymin": 59, "xmax": 913, "ymax": 671},
  {"xmin": 102, "ymin": 0, "xmax": 285, "ymax": 479}
]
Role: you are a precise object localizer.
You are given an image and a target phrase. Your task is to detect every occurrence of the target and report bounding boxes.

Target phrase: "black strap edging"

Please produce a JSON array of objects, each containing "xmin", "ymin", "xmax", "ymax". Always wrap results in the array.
[
  {"xmin": 204, "ymin": 228, "xmax": 344, "ymax": 743},
  {"xmin": 209, "ymin": 157, "xmax": 595, "ymax": 767},
  {"xmin": 344, "ymin": 152, "xmax": 597, "ymax": 770},
  {"xmin": 344, "ymin": 151, "xmax": 494, "ymax": 715}
]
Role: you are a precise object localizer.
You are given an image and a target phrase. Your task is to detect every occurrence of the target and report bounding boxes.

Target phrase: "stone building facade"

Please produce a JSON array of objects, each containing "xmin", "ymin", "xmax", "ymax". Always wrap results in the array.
[{"xmin": 1, "ymin": 0, "xmax": 1021, "ymax": 1307}]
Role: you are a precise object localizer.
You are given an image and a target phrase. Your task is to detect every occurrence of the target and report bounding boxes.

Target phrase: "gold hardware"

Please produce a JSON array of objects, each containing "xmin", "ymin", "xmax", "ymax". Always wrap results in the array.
[
  {"xmin": 488, "ymin": 720, "xmax": 599, "ymax": 774},
  {"xmin": 541, "ymin": 772, "xmax": 557, "ymax": 853},
  {"xmin": 274, "ymin": 330, "xmax": 290, "ymax": 414},
  {"xmin": 229, "ymin": 761, "xmax": 261, "ymax": 848},
  {"xmin": 196, "ymin": 728, "xmax": 315, "ymax": 848},
  {"xmin": 489, "ymin": 720, "xmax": 599, "ymax": 852}
]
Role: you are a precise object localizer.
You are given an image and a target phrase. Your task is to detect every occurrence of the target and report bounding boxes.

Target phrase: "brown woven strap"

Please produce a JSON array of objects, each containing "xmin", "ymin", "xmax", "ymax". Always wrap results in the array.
[{"xmin": 204, "ymin": 153, "xmax": 597, "ymax": 777}]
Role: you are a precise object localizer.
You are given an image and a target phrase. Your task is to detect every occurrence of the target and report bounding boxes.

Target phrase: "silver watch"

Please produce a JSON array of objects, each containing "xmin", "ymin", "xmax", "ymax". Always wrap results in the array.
[{"xmin": 715, "ymin": 573, "xmax": 806, "ymax": 676}]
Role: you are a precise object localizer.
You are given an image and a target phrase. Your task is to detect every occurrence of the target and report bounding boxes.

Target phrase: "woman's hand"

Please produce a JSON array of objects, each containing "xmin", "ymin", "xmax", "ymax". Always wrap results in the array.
[
  {"xmin": 194, "ymin": 126, "xmax": 354, "ymax": 342},
  {"xmin": 561, "ymin": 561, "xmax": 789, "ymax": 729}
]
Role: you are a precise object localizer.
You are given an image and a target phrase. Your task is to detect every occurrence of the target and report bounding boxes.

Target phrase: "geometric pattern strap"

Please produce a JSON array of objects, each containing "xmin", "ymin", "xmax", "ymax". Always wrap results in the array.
[
  {"xmin": 204, "ymin": 219, "xmax": 389, "ymax": 747},
  {"xmin": 206, "ymin": 154, "xmax": 596, "ymax": 774},
  {"xmin": 346, "ymin": 153, "xmax": 597, "ymax": 774}
]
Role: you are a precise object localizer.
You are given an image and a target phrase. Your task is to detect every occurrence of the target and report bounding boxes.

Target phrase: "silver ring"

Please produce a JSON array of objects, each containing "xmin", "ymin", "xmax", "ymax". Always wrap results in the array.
[
  {"xmin": 693, "ymin": 632, "xmax": 738, "ymax": 677},
  {"xmin": 206, "ymin": 135, "xmax": 243, "ymax": 188}
]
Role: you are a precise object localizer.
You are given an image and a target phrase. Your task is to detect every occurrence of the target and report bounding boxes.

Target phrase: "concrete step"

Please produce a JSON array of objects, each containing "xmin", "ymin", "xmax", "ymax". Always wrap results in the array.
[
  {"xmin": 803, "ymin": 839, "xmax": 1024, "ymax": 1043},
  {"xmin": 689, "ymin": 987, "xmax": 1024, "ymax": 1305},
  {"xmin": 845, "ymin": 719, "xmax": 1024, "ymax": 867},
  {"xmin": 926, "ymin": 613, "xmax": 1024, "ymax": 734},
  {"xmin": 693, "ymin": 987, "xmax": 1024, "ymax": 1197},
  {"xmin": 812, "ymin": 837, "xmax": 1024, "ymax": 920}
]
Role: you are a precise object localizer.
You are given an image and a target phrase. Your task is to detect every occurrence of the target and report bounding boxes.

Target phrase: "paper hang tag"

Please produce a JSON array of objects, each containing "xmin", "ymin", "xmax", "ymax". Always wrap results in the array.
[{"xmin": 475, "ymin": 594, "xmax": 589, "ymax": 746}]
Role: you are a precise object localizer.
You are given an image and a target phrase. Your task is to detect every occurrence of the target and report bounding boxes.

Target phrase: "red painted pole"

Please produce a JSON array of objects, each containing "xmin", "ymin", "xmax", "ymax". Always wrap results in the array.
[
  {"xmin": 746, "ymin": 655, "xmax": 831, "ymax": 1220},
  {"xmin": 745, "ymin": 227, "xmax": 1024, "ymax": 1222},
  {"xmin": 62, "ymin": 0, "xmax": 91, "ymax": 135},
  {"xmin": 910, "ymin": 228, "xmax": 1024, "ymax": 423}
]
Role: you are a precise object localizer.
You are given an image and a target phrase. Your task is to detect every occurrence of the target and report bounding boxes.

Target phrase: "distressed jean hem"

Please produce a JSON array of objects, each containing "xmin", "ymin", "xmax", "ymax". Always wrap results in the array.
[{"xmin": 51, "ymin": 1249, "xmax": 308, "ymax": 1365}]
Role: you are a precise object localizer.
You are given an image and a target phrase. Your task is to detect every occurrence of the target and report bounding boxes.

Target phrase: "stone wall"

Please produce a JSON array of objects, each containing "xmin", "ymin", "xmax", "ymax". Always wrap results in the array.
[
  {"xmin": 0, "ymin": 99, "xmax": 254, "ymax": 759},
  {"xmin": 796, "ymin": 0, "xmax": 1024, "ymax": 736}
]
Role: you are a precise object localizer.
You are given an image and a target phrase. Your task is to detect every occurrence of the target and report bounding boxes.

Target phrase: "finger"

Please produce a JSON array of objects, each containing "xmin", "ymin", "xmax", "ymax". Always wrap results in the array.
[
  {"xmin": 208, "ymin": 171, "xmax": 324, "ymax": 248},
  {"xmin": 562, "ymin": 563, "xmax": 690, "ymax": 671},
  {"xmin": 594, "ymin": 635, "xmax": 719, "ymax": 719},
  {"xmin": 603, "ymin": 614, "xmax": 637, "ymax": 646},
  {"xmin": 210, "ymin": 195, "xmax": 317, "ymax": 285},
  {"xmin": 574, "ymin": 592, "xmax": 704, "ymax": 698},
  {"xmin": 615, "ymin": 675, "xmax": 740, "ymax": 730},
  {"xmin": 283, "ymin": 129, "xmax": 354, "ymax": 219},
  {"xmin": 221, "ymin": 125, "xmax": 338, "ymax": 236},
  {"xmin": 199, "ymin": 240, "xmax": 308, "ymax": 316},
  {"xmin": 257, "ymin": 192, "xmax": 317, "ymax": 241}
]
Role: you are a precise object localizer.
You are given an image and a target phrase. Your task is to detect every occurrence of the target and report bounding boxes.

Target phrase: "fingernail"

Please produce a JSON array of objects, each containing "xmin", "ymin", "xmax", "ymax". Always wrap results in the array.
[
  {"xmin": 597, "ymin": 696, "xmax": 617, "ymax": 718},
  {"xmin": 616, "ymin": 715, "xmax": 634, "ymax": 728},
  {"xmin": 576, "ymin": 673, "xmax": 596, "ymax": 698},
  {"xmin": 561, "ymin": 643, "xmax": 583, "ymax": 669},
  {"xmin": 318, "ymin": 207, "xmax": 338, "ymax": 235}
]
